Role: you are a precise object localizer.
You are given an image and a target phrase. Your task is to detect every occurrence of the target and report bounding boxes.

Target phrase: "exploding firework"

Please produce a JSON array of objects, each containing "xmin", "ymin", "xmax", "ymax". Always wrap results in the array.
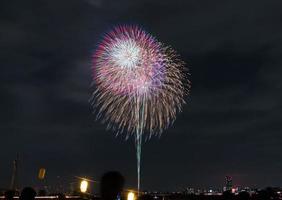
[{"xmin": 91, "ymin": 25, "xmax": 190, "ymax": 192}]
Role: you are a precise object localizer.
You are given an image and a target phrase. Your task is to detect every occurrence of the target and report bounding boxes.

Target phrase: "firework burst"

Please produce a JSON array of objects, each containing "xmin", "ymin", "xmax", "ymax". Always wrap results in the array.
[{"xmin": 91, "ymin": 25, "xmax": 190, "ymax": 192}]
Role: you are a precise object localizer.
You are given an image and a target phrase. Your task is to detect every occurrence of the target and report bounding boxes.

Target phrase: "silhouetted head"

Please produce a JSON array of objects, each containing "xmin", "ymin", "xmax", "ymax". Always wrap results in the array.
[
  {"xmin": 238, "ymin": 191, "xmax": 250, "ymax": 200},
  {"xmin": 20, "ymin": 187, "xmax": 36, "ymax": 200},
  {"xmin": 222, "ymin": 190, "xmax": 234, "ymax": 200},
  {"xmin": 100, "ymin": 171, "xmax": 125, "ymax": 200},
  {"xmin": 4, "ymin": 190, "xmax": 15, "ymax": 200}
]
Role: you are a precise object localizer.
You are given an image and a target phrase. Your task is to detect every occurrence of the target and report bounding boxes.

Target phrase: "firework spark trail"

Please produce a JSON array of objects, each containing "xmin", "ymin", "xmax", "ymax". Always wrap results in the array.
[{"xmin": 91, "ymin": 25, "xmax": 190, "ymax": 193}]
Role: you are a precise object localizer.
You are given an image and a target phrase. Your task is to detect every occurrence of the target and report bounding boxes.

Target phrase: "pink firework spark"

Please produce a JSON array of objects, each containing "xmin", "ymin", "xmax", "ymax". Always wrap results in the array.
[
  {"xmin": 92, "ymin": 25, "xmax": 189, "ymax": 136},
  {"xmin": 93, "ymin": 25, "xmax": 165, "ymax": 96}
]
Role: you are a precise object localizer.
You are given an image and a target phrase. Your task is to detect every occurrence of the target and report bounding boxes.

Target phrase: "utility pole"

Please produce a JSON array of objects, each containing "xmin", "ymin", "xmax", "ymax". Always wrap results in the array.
[{"xmin": 10, "ymin": 153, "xmax": 19, "ymax": 191}]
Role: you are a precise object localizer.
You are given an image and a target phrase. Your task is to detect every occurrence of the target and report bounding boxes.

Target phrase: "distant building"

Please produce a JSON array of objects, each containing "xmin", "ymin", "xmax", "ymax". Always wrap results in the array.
[
  {"xmin": 225, "ymin": 176, "xmax": 232, "ymax": 191},
  {"xmin": 185, "ymin": 187, "xmax": 195, "ymax": 194}
]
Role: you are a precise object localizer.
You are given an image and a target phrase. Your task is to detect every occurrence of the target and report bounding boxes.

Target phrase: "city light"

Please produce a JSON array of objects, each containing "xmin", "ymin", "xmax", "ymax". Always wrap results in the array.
[
  {"xmin": 80, "ymin": 180, "xmax": 88, "ymax": 193},
  {"xmin": 127, "ymin": 192, "xmax": 135, "ymax": 200},
  {"xmin": 38, "ymin": 168, "xmax": 46, "ymax": 180},
  {"xmin": 231, "ymin": 188, "xmax": 236, "ymax": 194}
]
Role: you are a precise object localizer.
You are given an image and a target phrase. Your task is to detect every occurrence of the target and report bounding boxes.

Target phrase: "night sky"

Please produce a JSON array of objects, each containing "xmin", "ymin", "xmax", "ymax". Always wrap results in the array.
[{"xmin": 1, "ymin": 0, "xmax": 282, "ymax": 191}]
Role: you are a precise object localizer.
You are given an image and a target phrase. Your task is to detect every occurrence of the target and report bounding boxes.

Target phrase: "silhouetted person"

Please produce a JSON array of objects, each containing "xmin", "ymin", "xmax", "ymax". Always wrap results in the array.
[
  {"xmin": 222, "ymin": 190, "xmax": 234, "ymax": 200},
  {"xmin": 100, "ymin": 171, "xmax": 125, "ymax": 200},
  {"xmin": 4, "ymin": 190, "xmax": 15, "ymax": 200},
  {"xmin": 19, "ymin": 187, "xmax": 36, "ymax": 200},
  {"xmin": 237, "ymin": 191, "xmax": 250, "ymax": 200}
]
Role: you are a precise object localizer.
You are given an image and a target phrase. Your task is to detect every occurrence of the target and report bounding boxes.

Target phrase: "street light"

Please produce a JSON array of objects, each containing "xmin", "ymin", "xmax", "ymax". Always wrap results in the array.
[
  {"xmin": 127, "ymin": 192, "xmax": 135, "ymax": 200},
  {"xmin": 80, "ymin": 180, "xmax": 88, "ymax": 193},
  {"xmin": 38, "ymin": 168, "xmax": 46, "ymax": 180}
]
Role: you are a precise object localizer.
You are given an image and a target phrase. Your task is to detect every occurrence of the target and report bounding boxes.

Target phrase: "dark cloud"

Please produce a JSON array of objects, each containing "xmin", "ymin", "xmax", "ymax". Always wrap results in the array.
[{"xmin": 0, "ymin": 0, "xmax": 282, "ymax": 191}]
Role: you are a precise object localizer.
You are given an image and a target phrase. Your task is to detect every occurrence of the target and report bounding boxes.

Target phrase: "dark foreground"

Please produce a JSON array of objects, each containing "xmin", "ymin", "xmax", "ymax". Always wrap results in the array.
[{"xmin": 1, "ymin": 194, "xmax": 282, "ymax": 200}]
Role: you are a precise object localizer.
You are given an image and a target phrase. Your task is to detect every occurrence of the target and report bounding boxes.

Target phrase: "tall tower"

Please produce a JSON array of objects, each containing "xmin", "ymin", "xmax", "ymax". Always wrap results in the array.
[
  {"xmin": 225, "ymin": 176, "xmax": 233, "ymax": 191},
  {"xmin": 10, "ymin": 154, "xmax": 19, "ymax": 191}
]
